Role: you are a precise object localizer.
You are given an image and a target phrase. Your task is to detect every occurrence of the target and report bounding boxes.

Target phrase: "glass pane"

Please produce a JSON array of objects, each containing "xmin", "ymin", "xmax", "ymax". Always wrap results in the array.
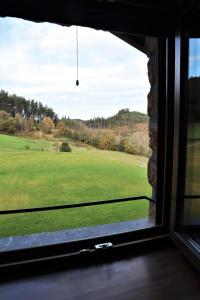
[{"xmin": 184, "ymin": 38, "xmax": 200, "ymax": 228}]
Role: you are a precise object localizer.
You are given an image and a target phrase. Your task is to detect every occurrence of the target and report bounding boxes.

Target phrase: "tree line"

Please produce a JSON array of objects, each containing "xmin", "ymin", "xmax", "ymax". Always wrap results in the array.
[
  {"xmin": 85, "ymin": 108, "xmax": 148, "ymax": 129},
  {"xmin": 0, "ymin": 90, "xmax": 57, "ymax": 122}
]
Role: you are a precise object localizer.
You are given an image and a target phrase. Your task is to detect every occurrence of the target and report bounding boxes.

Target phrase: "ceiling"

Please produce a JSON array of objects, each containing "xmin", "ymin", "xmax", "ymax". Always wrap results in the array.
[
  {"xmin": 0, "ymin": 0, "xmax": 192, "ymax": 36},
  {"xmin": 0, "ymin": 0, "xmax": 199, "ymax": 54}
]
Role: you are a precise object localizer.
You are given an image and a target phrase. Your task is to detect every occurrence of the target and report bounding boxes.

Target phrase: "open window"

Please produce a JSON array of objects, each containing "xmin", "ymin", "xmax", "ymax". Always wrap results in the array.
[
  {"xmin": 172, "ymin": 36, "xmax": 200, "ymax": 259},
  {"xmin": 169, "ymin": 7, "xmax": 200, "ymax": 270},
  {"xmin": 0, "ymin": 14, "xmax": 168, "ymax": 266}
]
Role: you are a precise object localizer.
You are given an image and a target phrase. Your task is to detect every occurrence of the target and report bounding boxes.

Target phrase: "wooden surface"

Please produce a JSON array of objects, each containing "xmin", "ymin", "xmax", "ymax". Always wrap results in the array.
[{"xmin": 0, "ymin": 247, "xmax": 199, "ymax": 300}]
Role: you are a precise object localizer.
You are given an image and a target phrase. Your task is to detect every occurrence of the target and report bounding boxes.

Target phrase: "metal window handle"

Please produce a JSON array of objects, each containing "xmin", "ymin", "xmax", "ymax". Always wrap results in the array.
[{"xmin": 95, "ymin": 242, "xmax": 113, "ymax": 250}]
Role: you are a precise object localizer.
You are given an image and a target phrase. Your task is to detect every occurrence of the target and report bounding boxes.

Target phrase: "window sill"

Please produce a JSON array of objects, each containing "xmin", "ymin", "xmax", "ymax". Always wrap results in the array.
[{"xmin": 0, "ymin": 218, "xmax": 154, "ymax": 253}]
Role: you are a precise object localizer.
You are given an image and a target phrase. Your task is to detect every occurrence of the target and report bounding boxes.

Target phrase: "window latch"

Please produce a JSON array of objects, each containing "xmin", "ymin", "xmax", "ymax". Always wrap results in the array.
[{"xmin": 95, "ymin": 242, "xmax": 113, "ymax": 250}]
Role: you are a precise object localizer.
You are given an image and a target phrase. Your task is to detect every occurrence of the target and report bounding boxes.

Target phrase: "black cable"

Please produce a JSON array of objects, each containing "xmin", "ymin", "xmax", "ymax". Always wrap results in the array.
[{"xmin": 76, "ymin": 26, "xmax": 79, "ymax": 86}]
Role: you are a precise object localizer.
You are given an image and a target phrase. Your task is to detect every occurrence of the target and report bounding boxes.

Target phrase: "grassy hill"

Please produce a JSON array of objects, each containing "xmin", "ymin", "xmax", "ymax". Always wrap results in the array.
[
  {"xmin": 0, "ymin": 134, "xmax": 53, "ymax": 151},
  {"xmin": 0, "ymin": 134, "xmax": 151, "ymax": 237},
  {"xmin": 85, "ymin": 108, "xmax": 148, "ymax": 129}
]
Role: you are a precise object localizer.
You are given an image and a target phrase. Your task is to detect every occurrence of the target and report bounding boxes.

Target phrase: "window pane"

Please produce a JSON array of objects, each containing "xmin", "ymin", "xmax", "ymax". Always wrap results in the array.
[{"xmin": 184, "ymin": 38, "xmax": 200, "ymax": 227}]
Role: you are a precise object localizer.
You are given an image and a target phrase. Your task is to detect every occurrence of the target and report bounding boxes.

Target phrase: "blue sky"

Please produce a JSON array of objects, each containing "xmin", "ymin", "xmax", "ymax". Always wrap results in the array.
[
  {"xmin": 0, "ymin": 17, "xmax": 149, "ymax": 119},
  {"xmin": 189, "ymin": 38, "xmax": 200, "ymax": 78}
]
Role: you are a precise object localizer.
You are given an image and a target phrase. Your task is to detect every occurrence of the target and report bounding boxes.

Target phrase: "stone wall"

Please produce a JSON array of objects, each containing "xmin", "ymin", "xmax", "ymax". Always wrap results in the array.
[{"xmin": 145, "ymin": 37, "xmax": 158, "ymax": 219}]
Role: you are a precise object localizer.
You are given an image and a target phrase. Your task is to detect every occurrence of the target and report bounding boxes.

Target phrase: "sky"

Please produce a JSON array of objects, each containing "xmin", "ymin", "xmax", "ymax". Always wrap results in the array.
[
  {"xmin": 189, "ymin": 38, "xmax": 200, "ymax": 78},
  {"xmin": 0, "ymin": 17, "xmax": 149, "ymax": 120}
]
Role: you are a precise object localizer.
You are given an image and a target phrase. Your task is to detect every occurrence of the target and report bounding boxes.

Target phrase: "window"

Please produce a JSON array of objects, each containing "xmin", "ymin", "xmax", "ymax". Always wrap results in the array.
[
  {"xmin": 0, "ymin": 17, "xmax": 166, "ymax": 262},
  {"xmin": 182, "ymin": 38, "xmax": 200, "ymax": 245}
]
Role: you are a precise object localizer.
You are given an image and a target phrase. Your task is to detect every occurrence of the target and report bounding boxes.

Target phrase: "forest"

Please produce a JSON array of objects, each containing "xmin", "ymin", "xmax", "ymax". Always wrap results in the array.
[
  {"xmin": 0, "ymin": 90, "xmax": 57, "ymax": 121},
  {"xmin": 85, "ymin": 108, "xmax": 148, "ymax": 129}
]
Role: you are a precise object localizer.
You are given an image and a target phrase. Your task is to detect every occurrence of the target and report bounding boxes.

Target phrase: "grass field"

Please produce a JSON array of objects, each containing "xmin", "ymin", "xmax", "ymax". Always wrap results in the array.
[
  {"xmin": 185, "ymin": 140, "xmax": 200, "ymax": 222},
  {"xmin": 188, "ymin": 122, "xmax": 200, "ymax": 140},
  {"xmin": 0, "ymin": 134, "xmax": 151, "ymax": 237}
]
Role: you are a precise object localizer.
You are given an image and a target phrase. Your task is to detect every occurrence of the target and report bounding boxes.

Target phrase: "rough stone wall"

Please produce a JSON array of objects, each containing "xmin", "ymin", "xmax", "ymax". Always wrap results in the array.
[{"xmin": 145, "ymin": 37, "xmax": 158, "ymax": 219}]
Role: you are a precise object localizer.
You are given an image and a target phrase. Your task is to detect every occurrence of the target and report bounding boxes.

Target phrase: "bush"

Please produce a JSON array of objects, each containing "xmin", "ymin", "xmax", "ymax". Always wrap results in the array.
[
  {"xmin": 98, "ymin": 132, "xmax": 116, "ymax": 150},
  {"xmin": 59, "ymin": 142, "xmax": 72, "ymax": 152},
  {"xmin": 115, "ymin": 139, "xmax": 125, "ymax": 152},
  {"xmin": 123, "ymin": 138, "xmax": 140, "ymax": 155},
  {"xmin": 89, "ymin": 136, "xmax": 100, "ymax": 147}
]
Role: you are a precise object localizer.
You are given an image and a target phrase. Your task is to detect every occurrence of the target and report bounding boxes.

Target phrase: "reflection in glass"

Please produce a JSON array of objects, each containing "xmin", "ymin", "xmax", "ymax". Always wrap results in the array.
[{"xmin": 184, "ymin": 39, "xmax": 200, "ymax": 230}]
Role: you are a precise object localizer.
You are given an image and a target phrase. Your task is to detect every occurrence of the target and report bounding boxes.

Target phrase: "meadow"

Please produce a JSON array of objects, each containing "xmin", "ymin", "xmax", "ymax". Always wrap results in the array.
[
  {"xmin": 184, "ymin": 136, "xmax": 200, "ymax": 222},
  {"xmin": 0, "ymin": 134, "xmax": 151, "ymax": 237}
]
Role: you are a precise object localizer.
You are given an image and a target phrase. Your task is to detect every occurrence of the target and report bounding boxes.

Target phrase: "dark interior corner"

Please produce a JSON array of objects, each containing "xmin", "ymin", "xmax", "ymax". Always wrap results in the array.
[{"xmin": 0, "ymin": 1, "xmax": 200, "ymax": 299}]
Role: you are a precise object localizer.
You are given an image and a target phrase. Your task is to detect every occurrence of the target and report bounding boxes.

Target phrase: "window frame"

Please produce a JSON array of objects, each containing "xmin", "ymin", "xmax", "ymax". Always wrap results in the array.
[{"xmin": 169, "ymin": 26, "xmax": 200, "ymax": 271}]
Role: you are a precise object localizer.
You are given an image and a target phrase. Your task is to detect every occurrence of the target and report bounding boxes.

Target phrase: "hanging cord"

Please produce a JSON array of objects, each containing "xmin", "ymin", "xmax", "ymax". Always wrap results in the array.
[{"xmin": 76, "ymin": 26, "xmax": 79, "ymax": 86}]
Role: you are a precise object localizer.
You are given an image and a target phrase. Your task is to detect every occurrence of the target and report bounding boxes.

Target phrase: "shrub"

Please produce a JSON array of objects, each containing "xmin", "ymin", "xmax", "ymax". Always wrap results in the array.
[
  {"xmin": 59, "ymin": 142, "xmax": 72, "ymax": 152},
  {"xmin": 98, "ymin": 132, "xmax": 116, "ymax": 150},
  {"xmin": 115, "ymin": 138, "xmax": 125, "ymax": 152},
  {"xmin": 71, "ymin": 131, "xmax": 79, "ymax": 140},
  {"xmin": 89, "ymin": 136, "xmax": 100, "ymax": 147},
  {"xmin": 123, "ymin": 138, "xmax": 140, "ymax": 155}
]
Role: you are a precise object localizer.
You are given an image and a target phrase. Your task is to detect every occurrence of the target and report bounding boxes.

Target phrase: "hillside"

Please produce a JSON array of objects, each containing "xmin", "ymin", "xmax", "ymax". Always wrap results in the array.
[
  {"xmin": 0, "ymin": 90, "xmax": 149, "ymax": 157},
  {"xmin": 85, "ymin": 108, "xmax": 148, "ymax": 129},
  {"xmin": 0, "ymin": 134, "xmax": 53, "ymax": 152}
]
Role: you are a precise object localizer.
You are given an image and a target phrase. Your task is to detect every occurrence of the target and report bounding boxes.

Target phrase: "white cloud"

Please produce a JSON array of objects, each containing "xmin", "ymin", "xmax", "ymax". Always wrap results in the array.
[{"xmin": 0, "ymin": 17, "xmax": 149, "ymax": 119}]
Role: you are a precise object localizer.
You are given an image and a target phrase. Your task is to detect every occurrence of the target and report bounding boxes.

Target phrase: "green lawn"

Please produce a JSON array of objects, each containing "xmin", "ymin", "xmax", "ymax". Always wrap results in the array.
[
  {"xmin": 186, "ymin": 139, "xmax": 200, "ymax": 195},
  {"xmin": 0, "ymin": 133, "xmax": 53, "ymax": 151},
  {"xmin": 185, "ymin": 140, "xmax": 200, "ymax": 222},
  {"xmin": 0, "ymin": 134, "xmax": 151, "ymax": 237},
  {"xmin": 187, "ymin": 122, "xmax": 200, "ymax": 140}
]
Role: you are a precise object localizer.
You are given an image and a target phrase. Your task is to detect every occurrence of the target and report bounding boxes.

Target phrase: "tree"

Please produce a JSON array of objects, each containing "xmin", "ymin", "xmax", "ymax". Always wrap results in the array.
[
  {"xmin": 0, "ymin": 110, "xmax": 8, "ymax": 130},
  {"xmin": 0, "ymin": 90, "xmax": 56, "ymax": 122},
  {"xmin": 24, "ymin": 118, "xmax": 34, "ymax": 132},
  {"xmin": 15, "ymin": 113, "xmax": 24, "ymax": 131},
  {"xmin": 41, "ymin": 117, "xmax": 54, "ymax": 133},
  {"xmin": 57, "ymin": 121, "xmax": 66, "ymax": 135}
]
